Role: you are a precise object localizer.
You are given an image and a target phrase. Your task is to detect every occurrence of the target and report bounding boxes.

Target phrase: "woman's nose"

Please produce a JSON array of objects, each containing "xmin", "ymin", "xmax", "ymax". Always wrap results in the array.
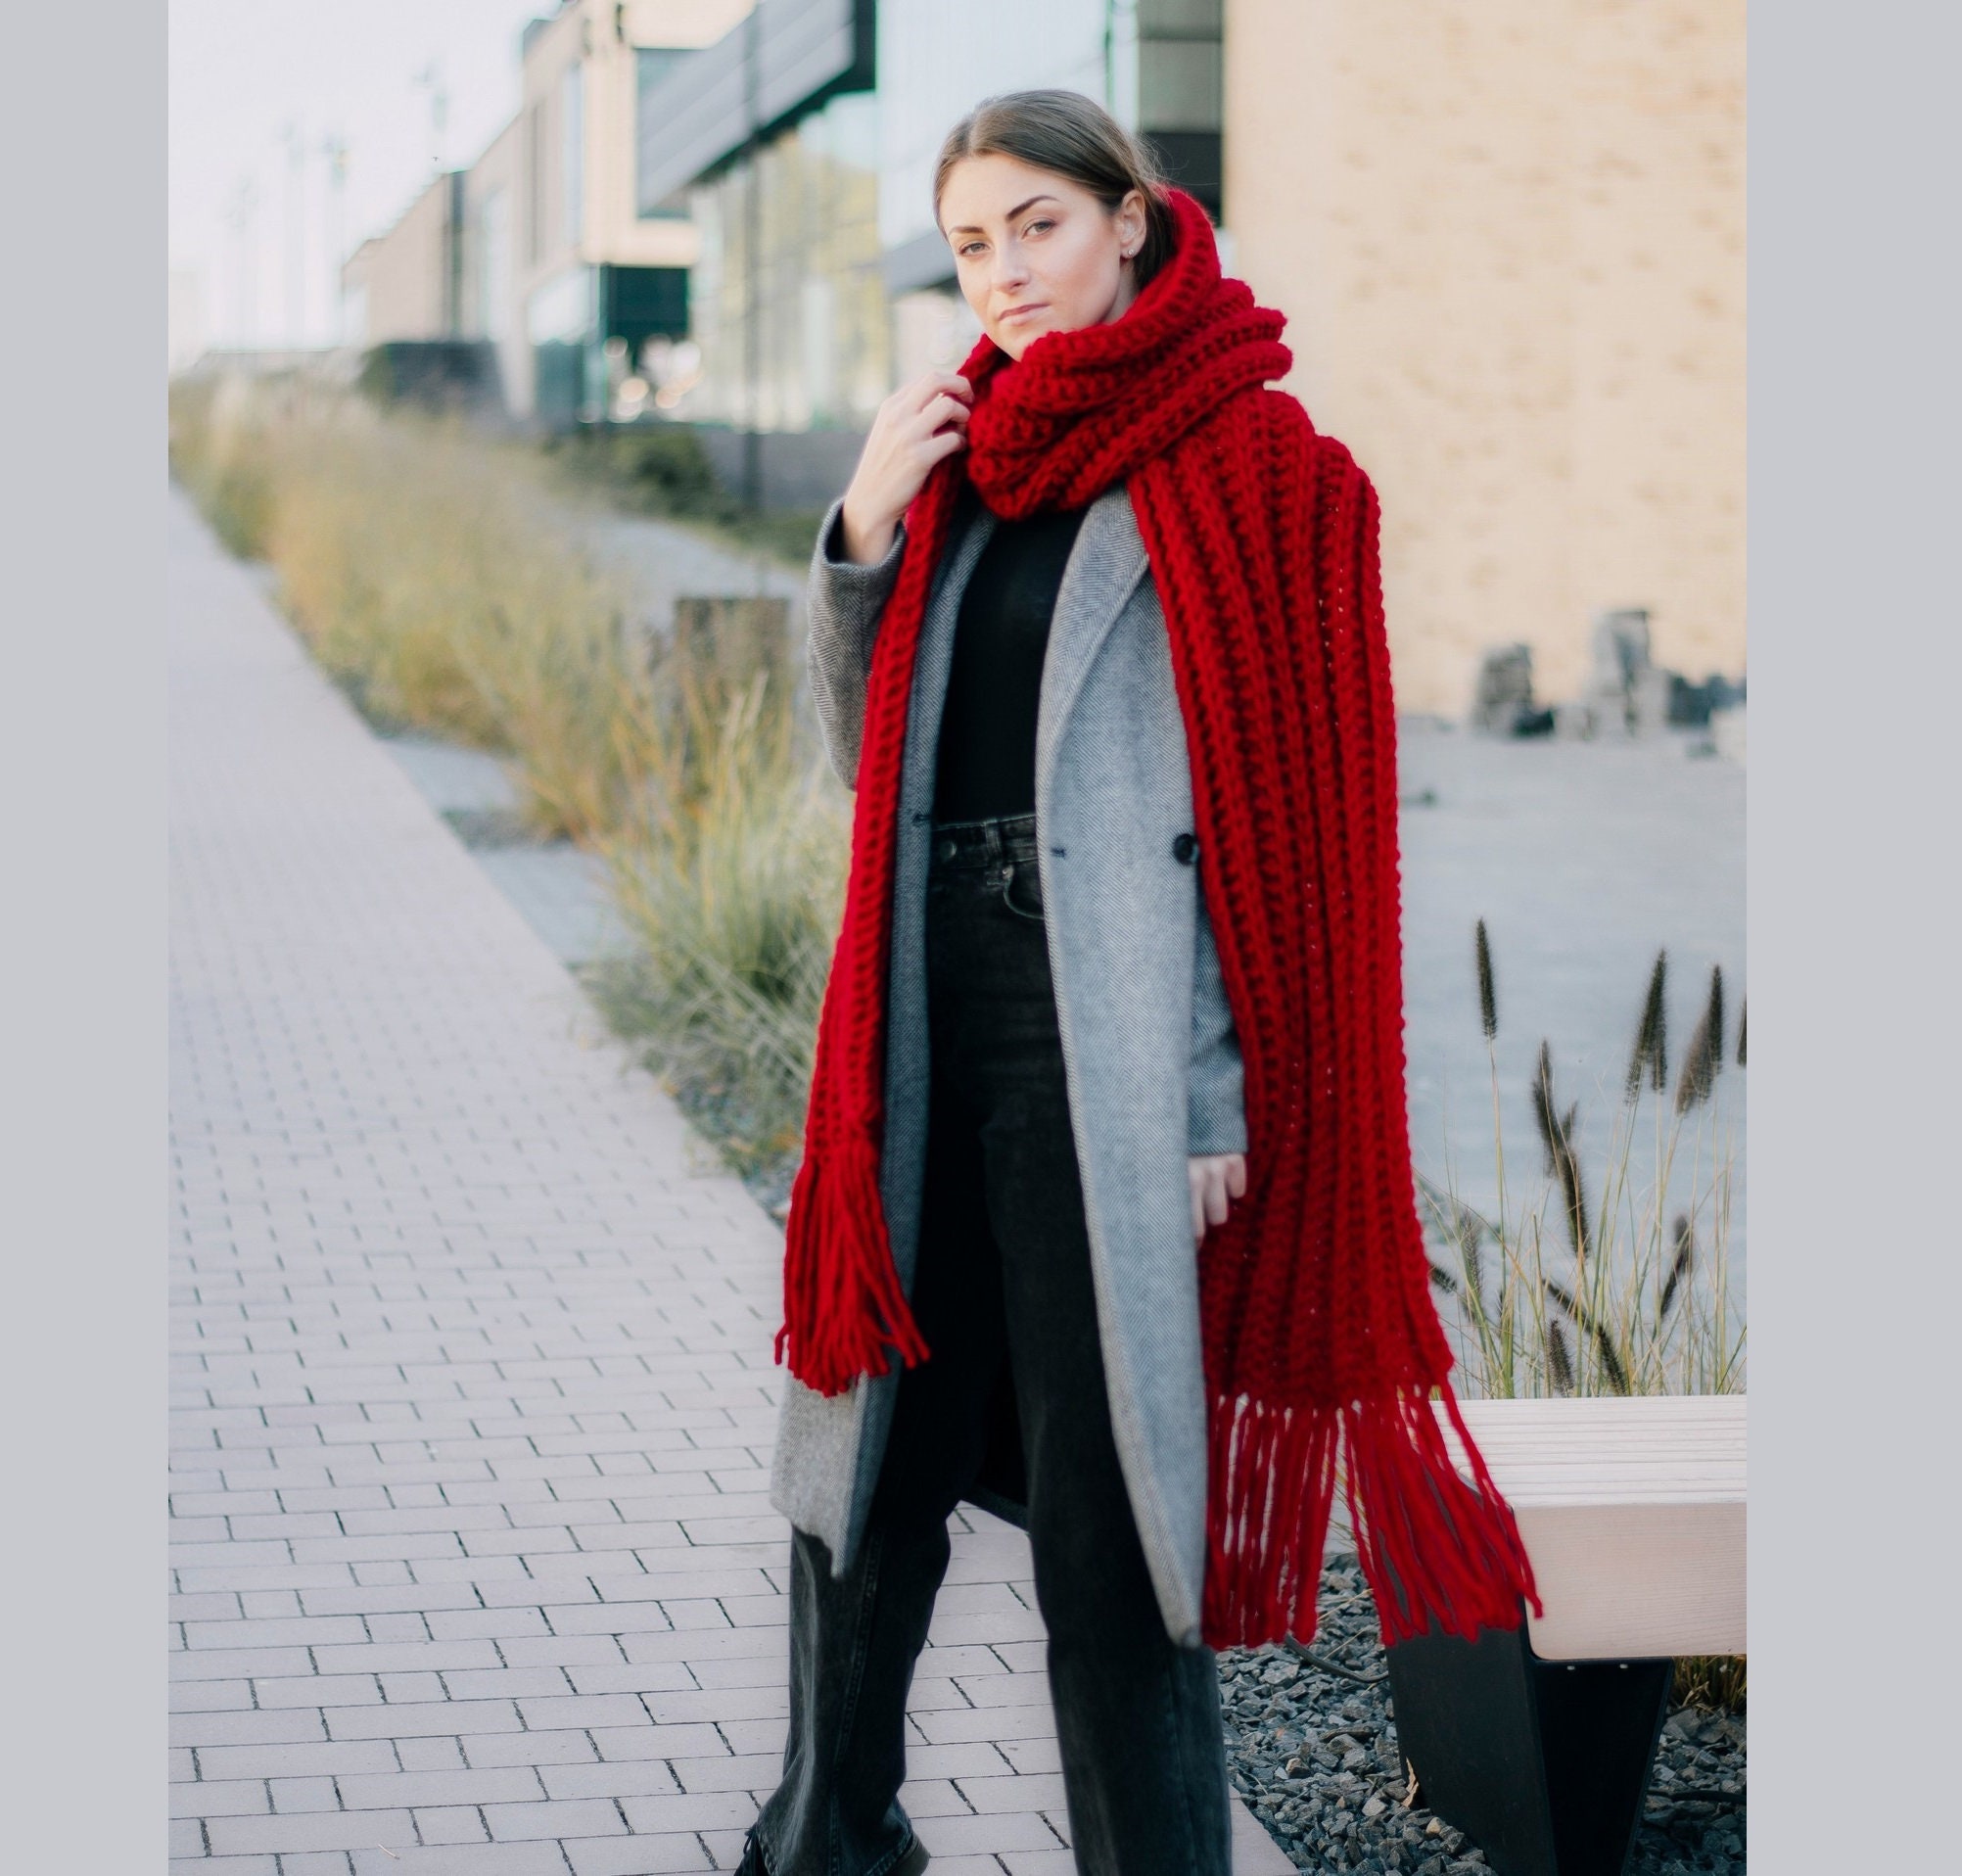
[{"xmin": 990, "ymin": 244, "xmax": 1031, "ymax": 290}]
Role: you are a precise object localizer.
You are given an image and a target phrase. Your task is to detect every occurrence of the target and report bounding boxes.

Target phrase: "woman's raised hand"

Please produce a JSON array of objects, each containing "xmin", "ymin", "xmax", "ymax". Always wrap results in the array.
[
  {"xmin": 837, "ymin": 371, "xmax": 973, "ymax": 565},
  {"xmin": 1190, "ymin": 1152, "xmax": 1248, "ymax": 1243}
]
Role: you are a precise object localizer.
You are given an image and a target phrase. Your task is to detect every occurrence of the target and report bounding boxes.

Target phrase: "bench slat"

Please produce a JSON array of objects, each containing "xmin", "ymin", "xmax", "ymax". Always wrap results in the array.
[{"xmin": 1435, "ymin": 1396, "xmax": 1746, "ymax": 1661}]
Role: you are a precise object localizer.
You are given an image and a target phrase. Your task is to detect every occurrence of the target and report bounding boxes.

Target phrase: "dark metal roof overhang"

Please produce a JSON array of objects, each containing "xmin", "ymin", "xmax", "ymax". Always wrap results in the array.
[{"xmin": 634, "ymin": 0, "xmax": 875, "ymax": 215}]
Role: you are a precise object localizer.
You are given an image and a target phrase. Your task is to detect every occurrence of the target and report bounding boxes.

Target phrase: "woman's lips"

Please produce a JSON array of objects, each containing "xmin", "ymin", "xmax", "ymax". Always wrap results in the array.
[{"xmin": 1000, "ymin": 303, "xmax": 1049, "ymax": 323}]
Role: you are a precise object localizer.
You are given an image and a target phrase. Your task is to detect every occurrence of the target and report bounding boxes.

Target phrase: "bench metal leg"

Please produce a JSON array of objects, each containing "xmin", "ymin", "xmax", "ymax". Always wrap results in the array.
[{"xmin": 1383, "ymin": 1616, "xmax": 1672, "ymax": 1876}]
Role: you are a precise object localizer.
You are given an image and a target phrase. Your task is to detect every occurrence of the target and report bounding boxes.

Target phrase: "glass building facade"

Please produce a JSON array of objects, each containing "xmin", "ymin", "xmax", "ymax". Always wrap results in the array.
[
  {"xmin": 635, "ymin": 49, "xmax": 697, "ymax": 218},
  {"xmin": 677, "ymin": 88, "xmax": 888, "ymax": 432},
  {"xmin": 876, "ymin": 0, "xmax": 1113, "ymax": 270}
]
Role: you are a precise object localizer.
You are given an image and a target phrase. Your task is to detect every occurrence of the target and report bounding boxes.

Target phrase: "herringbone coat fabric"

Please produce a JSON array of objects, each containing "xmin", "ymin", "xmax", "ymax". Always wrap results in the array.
[{"xmin": 770, "ymin": 480, "xmax": 1244, "ymax": 1647}]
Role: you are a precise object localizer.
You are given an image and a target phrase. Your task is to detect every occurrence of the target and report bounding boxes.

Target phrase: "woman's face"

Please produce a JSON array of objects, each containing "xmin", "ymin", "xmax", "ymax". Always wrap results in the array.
[{"xmin": 938, "ymin": 154, "xmax": 1147, "ymax": 360}]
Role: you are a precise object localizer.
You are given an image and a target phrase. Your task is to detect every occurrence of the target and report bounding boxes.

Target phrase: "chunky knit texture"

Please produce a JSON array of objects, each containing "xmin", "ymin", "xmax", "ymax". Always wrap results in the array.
[{"xmin": 776, "ymin": 186, "xmax": 1540, "ymax": 1651}]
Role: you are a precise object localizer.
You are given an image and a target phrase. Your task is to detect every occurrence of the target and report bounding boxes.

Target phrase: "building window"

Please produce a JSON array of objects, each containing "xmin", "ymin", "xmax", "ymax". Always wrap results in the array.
[
  {"xmin": 681, "ymin": 90, "xmax": 888, "ymax": 432},
  {"xmin": 635, "ymin": 49, "xmax": 697, "ymax": 218}
]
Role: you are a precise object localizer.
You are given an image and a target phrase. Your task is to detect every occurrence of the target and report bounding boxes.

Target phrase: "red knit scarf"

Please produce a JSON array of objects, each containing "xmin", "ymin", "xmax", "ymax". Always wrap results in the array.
[{"xmin": 777, "ymin": 186, "xmax": 1539, "ymax": 1651}]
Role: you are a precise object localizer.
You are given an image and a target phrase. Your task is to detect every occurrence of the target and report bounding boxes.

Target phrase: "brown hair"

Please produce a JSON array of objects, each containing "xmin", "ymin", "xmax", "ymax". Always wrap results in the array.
[{"xmin": 932, "ymin": 89, "xmax": 1176, "ymax": 291}]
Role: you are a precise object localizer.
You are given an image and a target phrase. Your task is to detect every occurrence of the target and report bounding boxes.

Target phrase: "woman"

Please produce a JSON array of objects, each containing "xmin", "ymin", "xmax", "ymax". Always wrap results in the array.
[{"xmin": 741, "ymin": 89, "xmax": 1535, "ymax": 1876}]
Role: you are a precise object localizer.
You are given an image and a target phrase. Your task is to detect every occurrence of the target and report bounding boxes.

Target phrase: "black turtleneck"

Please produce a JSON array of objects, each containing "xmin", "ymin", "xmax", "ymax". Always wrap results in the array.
[{"xmin": 932, "ymin": 501, "xmax": 1090, "ymax": 821}]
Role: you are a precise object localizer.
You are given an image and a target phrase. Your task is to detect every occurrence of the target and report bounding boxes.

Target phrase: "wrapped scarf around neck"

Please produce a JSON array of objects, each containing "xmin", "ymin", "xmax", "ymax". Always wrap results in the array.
[{"xmin": 777, "ymin": 185, "xmax": 1539, "ymax": 1651}]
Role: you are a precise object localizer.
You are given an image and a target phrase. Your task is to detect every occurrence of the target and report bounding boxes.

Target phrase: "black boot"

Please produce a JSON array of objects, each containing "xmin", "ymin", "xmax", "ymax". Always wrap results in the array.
[{"xmin": 734, "ymin": 1821, "xmax": 930, "ymax": 1876}]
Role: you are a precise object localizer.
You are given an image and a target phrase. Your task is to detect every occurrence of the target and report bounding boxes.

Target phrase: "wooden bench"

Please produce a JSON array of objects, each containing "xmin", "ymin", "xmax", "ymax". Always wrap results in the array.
[{"xmin": 1383, "ymin": 1395, "xmax": 1746, "ymax": 1876}]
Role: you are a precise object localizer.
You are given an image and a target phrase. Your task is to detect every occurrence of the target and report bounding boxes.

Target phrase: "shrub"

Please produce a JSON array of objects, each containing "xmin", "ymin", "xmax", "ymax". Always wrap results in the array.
[{"xmin": 587, "ymin": 651, "xmax": 847, "ymax": 1184}]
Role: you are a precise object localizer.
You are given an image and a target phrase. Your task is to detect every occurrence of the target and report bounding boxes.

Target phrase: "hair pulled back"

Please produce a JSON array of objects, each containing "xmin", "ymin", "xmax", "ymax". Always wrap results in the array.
[{"xmin": 932, "ymin": 89, "xmax": 1177, "ymax": 291}]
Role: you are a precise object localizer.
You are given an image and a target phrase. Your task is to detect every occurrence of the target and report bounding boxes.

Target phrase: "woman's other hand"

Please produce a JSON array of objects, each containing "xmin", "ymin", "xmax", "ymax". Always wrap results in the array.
[
  {"xmin": 838, "ymin": 371, "xmax": 972, "ymax": 564},
  {"xmin": 1189, "ymin": 1152, "xmax": 1247, "ymax": 1242}
]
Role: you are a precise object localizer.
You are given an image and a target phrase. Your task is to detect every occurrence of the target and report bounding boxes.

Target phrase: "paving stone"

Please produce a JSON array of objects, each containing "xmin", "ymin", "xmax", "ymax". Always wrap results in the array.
[
  {"xmin": 170, "ymin": 1708, "xmax": 330, "ymax": 1751},
  {"xmin": 170, "ymin": 1777, "xmax": 273, "ymax": 1818},
  {"xmin": 337, "ymin": 1765, "xmax": 550, "ymax": 1811},
  {"xmin": 913, "ymin": 1809, "xmax": 1067, "ymax": 1856},
  {"xmin": 267, "ymin": 1776, "xmax": 339, "ymax": 1813},
  {"xmin": 461, "ymin": 1731, "xmax": 603, "ymax": 1771},
  {"xmin": 323, "ymin": 1700, "xmax": 522, "ymax": 1742},
  {"xmin": 204, "ymin": 1807, "xmax": 415, "ymax": 1856},
  {"xmin": 171, "ymin": 1677, "xmax": 257, "ymax": 1714},
  {"xmin": 586, "ymin": 1722, "xmax": 726, "ymax": 1764},
  {"xmin": 251, "ymin": 1674, "xmax": 384, "ymax": 1710},
  {"xmin": 394, "ymin": 1737, "xmax": 469, "ymax": 1773},
  {"xmin": 351, "ymin": 1848, "xmax": 571, "ymax": 1876},
  {"xmin": 411, "ymin": 1806, "xmax": 492, "ymax": 1846},
  {"xmin": 537, "ymin": 1759, "xmax": 690, "ymax": 1802},
  {"xmin": 194, "ymin": 1740, "xmax": 398, "ymax": 1783},
  {"xmin": 562, "ymin": 1835, "xmax": 714, "ymax": 1875},
  {"xmin": 483, "ymin": 1797, "xmax": 629, "ymax": 1842}
]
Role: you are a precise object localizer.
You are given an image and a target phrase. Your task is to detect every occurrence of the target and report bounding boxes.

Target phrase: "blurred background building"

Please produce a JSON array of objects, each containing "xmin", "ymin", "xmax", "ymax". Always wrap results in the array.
[
  {"xmin": 340, "ymin": 2, "xmax": 747, "ymax": 425},
  {"xmin": 265, "ymin": 0, "xmax": 1742, "ymax": 712}
]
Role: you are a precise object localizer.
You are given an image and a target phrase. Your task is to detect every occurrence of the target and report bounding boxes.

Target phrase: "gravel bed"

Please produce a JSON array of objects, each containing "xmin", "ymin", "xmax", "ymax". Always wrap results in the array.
[{"xmin": 1218, "ymin": 1560, "xmax": 1746, "ymax": 1874}]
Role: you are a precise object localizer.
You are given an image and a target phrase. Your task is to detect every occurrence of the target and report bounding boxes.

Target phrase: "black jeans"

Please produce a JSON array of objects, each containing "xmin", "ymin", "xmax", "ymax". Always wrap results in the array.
[{"xmin": 746, "ymin": 810, "xmax": 1233, "ymax": 1876}]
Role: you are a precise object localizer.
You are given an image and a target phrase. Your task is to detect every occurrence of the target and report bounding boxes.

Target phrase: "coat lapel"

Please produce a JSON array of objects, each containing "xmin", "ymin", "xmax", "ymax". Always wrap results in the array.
[{"xmin": 1036, "ymin": 485, "xmax": 1152, "ymax": 813}]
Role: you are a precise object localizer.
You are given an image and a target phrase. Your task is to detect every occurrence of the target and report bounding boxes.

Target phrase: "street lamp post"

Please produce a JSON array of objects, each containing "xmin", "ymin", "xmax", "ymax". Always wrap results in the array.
[
  {"xmin": 320, "ymin": 134, "xmax": 349, "ymax": 349},
  {"xmin": 225, "ymin": 176, "xmax": 258, "ymax": 351},
  {"xmin": 282, "ymin": 120, "xmax": 305, "ymax": 350},
  {"xmin": 741, "ymin": 6, "xmax": 762, "ymax": 511}
]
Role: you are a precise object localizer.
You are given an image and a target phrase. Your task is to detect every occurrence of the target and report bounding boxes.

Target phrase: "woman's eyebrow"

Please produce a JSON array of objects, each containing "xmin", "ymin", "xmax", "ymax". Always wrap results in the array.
[{"xmin": 945, "ymin": 195, "xmax": 1062, "ymax": 238}]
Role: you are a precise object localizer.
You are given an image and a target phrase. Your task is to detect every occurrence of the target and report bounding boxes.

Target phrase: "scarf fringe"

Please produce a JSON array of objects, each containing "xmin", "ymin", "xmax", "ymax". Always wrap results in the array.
[
  {"xmin": 774, "ymin": 1133, "xmax": 930, "ymax": 1398},
  {"xmin": 1201, "ymin": 1386, "xmax": 1542, "ymax": 1650}
]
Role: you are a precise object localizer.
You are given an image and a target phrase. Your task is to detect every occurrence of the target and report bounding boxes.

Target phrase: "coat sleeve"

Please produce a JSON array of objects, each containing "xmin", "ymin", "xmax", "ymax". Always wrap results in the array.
[
  {"xmin": 1188, "ymin": 859, "xmax": 1248, "ymax": 1156},
  {"xmin": 806, "ymin": 493, "xmax": 908, "ymax": 792}
]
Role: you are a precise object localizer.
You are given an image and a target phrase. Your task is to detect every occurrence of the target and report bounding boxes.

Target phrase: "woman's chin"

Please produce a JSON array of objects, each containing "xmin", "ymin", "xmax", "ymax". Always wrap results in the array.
[{"xmin": 993, "ymin": 310, "xmax": 1060, "ymax": 359}]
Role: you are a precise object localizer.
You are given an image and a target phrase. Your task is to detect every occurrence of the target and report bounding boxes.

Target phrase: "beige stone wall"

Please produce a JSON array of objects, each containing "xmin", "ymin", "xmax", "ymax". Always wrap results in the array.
[
  {"xmin": 1224, "ymin": 0, "xmax": 1744, "ymax": 714},
  {"xmin": 339, "ymin": 175, "xmax": 452, "ymax": 348},
  {"xmin": 520, "ymin": 0, "xmax": 746, "ymax": 282},
  {"xmin": 461, "ymin": 117, "xmax": 529, "ymax": 417}
]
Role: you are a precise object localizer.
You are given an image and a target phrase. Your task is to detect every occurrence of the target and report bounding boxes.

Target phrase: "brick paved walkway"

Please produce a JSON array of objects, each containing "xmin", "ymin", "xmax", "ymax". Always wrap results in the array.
[{"xmin": 167, "ymin": 490, "xmax": 1287, "ymax": 1876}]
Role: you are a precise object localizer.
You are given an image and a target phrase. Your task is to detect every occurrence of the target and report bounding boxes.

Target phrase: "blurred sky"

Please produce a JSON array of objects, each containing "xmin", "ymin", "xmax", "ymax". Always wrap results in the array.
[{"xmin": 169, "ymin": 1, "xmax": 550, "ymax": 352}]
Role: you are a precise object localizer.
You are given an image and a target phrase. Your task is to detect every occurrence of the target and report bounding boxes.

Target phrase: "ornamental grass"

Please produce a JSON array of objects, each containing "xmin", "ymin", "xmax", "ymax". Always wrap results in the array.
[{"xmin": 1420, "ymin": 928, "xmax": 1745, "ymax": 1401}]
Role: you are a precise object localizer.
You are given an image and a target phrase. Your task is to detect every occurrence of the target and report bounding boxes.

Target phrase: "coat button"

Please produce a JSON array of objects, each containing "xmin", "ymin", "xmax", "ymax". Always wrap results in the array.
[
  {"xmin": 1172, "ymin": 832, "xmax": 1198, "ymax": 864},
  {"xmin": 936, "ymin": 837, "xmax": 958, "ymax": 862}
]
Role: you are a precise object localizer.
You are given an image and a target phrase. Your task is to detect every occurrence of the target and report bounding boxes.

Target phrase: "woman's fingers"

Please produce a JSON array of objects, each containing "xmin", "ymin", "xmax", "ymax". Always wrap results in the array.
[
  {"xmin": 1205, "ymin": 1174, "xmax": 1232, "ymax": 1229},
  {"xmin": 899, "ymin": 372, "xmax": 971, "ymax": 423},
  {"xmin": 1190, "ymin": 1153, "xmax": 1247, "ymax": 1241},
  {"xmin": 847, "ymin": 375, "xmax": 974, "ymax": 533},
  {"xmin": 919, "ymin": 370, "xmax": 972, "ymax": 405},
  {"xmin": 909, "ymin": 391, "xmax": 970, "ymax": 440},
  {"xmin": 922, "ymin": 424, "xmax": 967, "ymax": 464}
]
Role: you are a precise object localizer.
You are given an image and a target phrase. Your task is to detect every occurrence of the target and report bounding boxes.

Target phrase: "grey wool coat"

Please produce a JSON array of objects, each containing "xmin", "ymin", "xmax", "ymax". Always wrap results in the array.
[{"xmin": 768, "ymin": 481, "xmax": 1247, "ymax": 1650}]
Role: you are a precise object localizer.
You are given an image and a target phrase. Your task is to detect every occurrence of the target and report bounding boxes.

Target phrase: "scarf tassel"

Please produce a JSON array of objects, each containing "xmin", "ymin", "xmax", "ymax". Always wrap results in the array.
[
  {"xmin": 774, "ymin": 1132, "xmax": 931, "ymax": 1398},
  {"xmin": 1201, "ymin": 1387, "xmax": 1542, "ymax": 1650}
]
